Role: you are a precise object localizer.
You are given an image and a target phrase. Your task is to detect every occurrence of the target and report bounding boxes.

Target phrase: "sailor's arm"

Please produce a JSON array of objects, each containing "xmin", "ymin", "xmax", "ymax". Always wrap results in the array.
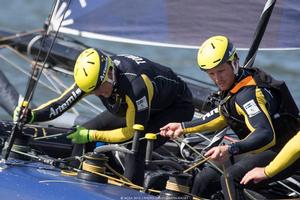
[
  {"xmin": 241, "ymin": 131, "xmax": 300, "ymax": 185},
  {"xmin": 89, "ymin": 74, "xmax": 153, "ymax": 143},
  {"xmin": 32, "ymin": 83, "xmax": 85, "ymax": 122},
  {"xmin": 160, "ymin": 107, "xmax": 227, "ymax": 139},
  {"xmin": 89, "ymin": 96, "xmax": 136, "ymax": 143},
  {"xmin": 183, "ymin": 107, "xmax": 227, "ymax": 133},
  {"xmin": 67, "ymin": 97, "xmax": 136, "ymax": 144},
  {"xmin": 265, "ymin": 130, "xmax": 300, "ymax": 177},
  {"xmin": 229, "ymin": 87, "xmax": 276, "ymax": 155}
]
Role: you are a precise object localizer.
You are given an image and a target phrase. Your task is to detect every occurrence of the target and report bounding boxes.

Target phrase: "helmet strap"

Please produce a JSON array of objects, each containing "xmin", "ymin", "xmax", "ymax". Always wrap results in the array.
[
  {"xmin": 106, "ymin": 67, "xmax": 116, "ymax": 86},
  {"xmin": 231, "ymin": 59, "xmax": 240, "ymax": 75}
]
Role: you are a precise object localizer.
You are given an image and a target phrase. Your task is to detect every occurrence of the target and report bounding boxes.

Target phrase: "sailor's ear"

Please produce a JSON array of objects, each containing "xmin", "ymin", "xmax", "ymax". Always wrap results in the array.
[
  {"xmin": 233, "ymin": 59, "xmax": 239, "ymax": 67},
  {"xmin": 108, "ymin": 68, "xmax": 113, "ymax": 75},
  {"xmin": 231, "ymin": 58, "xmax": 240, "ymax": 75}
]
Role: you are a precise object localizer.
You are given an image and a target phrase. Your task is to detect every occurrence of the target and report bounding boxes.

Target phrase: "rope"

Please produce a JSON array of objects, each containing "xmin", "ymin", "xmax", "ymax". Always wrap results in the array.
[
  {"xmin": 82, "ymin": 161, "xmax": 106, "ymax": 173},
  {"xmin": 183, "ymin": 156, "xmax": 210, "ymax": 173},
  {"xmin": 105, "ymin": 163, "xmax": 131, "ymax": 183},
  {"xmin": 165, "ymin": 181, "xmax": 189, "ymax": 193},
  {"xmin": 0, "ymin": 29, "xmax": 43, "ymax": 42},
  {"xmin": 223, "ymin": 165, "xmax": 234, "ymax": 200},
  {"xmin": 9, "ymin": 148, "xmax": 160, "ymax": 193},
  {"xmin": 33, "ymin": 133, "xmax": 65, "ymax": 140},
  {"xmin": 164, "ymin": 179, "xmax": 202, "ymax": 200},
  {"xmin": 173, "ymin": 138, "xmax": 223, "ymax": 174},
  {"xmin": 84, "ymin": 165, "xmax": 160, "ymax": 194}
]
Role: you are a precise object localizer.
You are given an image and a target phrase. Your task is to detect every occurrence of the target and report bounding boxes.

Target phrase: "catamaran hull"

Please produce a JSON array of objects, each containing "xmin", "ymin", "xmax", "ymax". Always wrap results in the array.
[{"xmin": 0, "ymin": 160, "xmax": 154, "ymax": 200}]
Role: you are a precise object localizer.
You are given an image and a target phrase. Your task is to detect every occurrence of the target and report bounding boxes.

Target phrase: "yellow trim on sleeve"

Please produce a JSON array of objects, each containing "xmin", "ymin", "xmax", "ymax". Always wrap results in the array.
[
  {"xmin": 183, "ymin": 113, "xmax": 227, "ymax": 134},
  {"xmin": 125, "ymin": 95, "xmax": 136, "ymax": 132},
  {"xmin": 235, "ymin": 103, "xmax": 255, "ymax": 132},
  {"xmin": 90, "ymin": 95, "xmax": 136, "ymax": 143},
  {"xmin": 265, "ymin": 131, "xmax": 300, "ymax": 177},
  {"xmin": 141, "ymin": 74, "xmax": 154, "ymax": 110},
  {"xmin": 68, "ymin": 75, "xmax": 153, "ymax": 144},
  {"xmin": 90, "ymin": 127, "xmax": 134, "ymax": 143},
  {"xmin": 235, "ymin": 88, "xmax": 276, "ymax": 154}
]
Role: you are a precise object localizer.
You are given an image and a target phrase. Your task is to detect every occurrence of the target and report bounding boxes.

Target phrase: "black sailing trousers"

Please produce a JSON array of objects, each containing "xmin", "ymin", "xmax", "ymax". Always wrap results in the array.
[{"xmin": 192, "ymin": 150, "xmax": 300, "ymax": 199}]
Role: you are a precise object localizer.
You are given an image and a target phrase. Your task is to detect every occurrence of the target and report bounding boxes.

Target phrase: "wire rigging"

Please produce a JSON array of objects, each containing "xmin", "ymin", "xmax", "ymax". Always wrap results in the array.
[{"xmin": 3, "ymin": 0, "xmax": 72, "ymax": 161}]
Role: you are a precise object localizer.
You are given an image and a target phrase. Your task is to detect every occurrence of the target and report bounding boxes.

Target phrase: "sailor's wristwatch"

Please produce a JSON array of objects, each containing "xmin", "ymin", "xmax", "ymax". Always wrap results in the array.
[{"xmin": 227, "ymin": 143, "xmax": 239, "ymax": 155}]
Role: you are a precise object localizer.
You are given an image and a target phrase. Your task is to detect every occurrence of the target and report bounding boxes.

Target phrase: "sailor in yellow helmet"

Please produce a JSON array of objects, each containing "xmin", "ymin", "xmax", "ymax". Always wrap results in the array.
[
  {"xmin": 160, "ymin": 35, "xmax": 300, "ymax": 199},
  {"xmin": 197, "ymin": 35, "xmax": 238, "ymax": 72},
  {"xmin": 73, "ymin": 48, "xmax": 114, "ymax": 94},
  {"xmin": 14, "ymin": 48, "xmax": 194, "ymax": 186},
  {"xmin": 197, "ymin": 35, "xmax": 239, "ymax": 91}
]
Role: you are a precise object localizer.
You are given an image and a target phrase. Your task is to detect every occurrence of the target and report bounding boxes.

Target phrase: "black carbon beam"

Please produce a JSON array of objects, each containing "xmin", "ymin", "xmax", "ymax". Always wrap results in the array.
[
  {"xmin": 243, "ymin": 0, "xmax": 276, "ymax": 68},
  {"xmin": 0, "ymin": 29, "xmax": 214, "ymax": 113}
]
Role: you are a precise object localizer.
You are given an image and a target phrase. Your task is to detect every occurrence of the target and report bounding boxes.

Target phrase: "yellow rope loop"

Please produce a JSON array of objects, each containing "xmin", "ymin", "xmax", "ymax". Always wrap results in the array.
[
  {"xmin": 61, "ymin": 170, "xmax": 78, "ymax": 176},
  {"xmin": 77, "ymin": 155, "xmax": 161, "ymax": 194},
  {"xmin": 82, "ymin": 161, "xmax": 106, "ymax": 174},
  {"xmin": 165, "ymin": 181, "xmax": 190, "ymax": 194},
  {"xmin": 192, "ymin": 197, "xmax": 202, "ymax": 200},
  {"xmin": 165, "ymin": 181, "xmax": 202, "ymax": 200},
  {"xmin": 83, "ymin": 154, "xmax": 108, "ymax": 162},
  {"xmin": 82, "ymin": 166, "xmax": 161, "ymax": 194},
  {"xmin": 60, "ymin": 152, "xmax": 162, "ymax": 195}
]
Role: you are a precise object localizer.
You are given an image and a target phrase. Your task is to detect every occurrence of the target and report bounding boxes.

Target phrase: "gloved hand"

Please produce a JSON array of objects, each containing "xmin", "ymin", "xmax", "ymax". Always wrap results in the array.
[
  {"xmin": 13, "ymin": 105, "xmax": 34, "ymax": 123},
  {"xmin": 67, "ymin": 126, "xmax": 94, "ymax": 144}
]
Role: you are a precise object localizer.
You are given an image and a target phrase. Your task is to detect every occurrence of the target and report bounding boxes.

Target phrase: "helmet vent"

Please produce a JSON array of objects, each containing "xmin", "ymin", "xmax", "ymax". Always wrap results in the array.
[
  {"xmin": 83, "ymin": 68, "xmax": 88, "ymax": 76},
  {"xmin": 87, "ymin": 61, "xmax": 95, "ymax": 64},
  {"xmin": 86, "ymin": 51, "xmax": 94, "ymax": 57},
  {"xmin": 213, "ymin": 59, "xmax": 221, "ymax": 63},
  {"xmin": 89, "ymin": 85, "xmax": 95, "ymax": 90},
  {"xmin": 211, "ymin": 43, "xmax": 215, "ymax": 49}
]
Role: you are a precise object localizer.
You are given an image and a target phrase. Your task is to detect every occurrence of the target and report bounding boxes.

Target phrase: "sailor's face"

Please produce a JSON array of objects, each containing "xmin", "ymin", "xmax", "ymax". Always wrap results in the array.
[
  {"xmin": 94, "ymin": 81, "xmax": 113, "ymax": 98},
  {"xmin": 207, "ymin": 63, "xmax": 235, "ymax": 91}
]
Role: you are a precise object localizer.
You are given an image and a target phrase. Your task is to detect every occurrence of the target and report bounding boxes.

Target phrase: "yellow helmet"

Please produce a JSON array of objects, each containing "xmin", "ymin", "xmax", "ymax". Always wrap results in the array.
[
  {"xmin": 74, "ymin": 48, "xmax": 113, "ymax": 93},
  {"xmin": 197, "ymin": 35, "xmax": 236, "ymax": 70}
]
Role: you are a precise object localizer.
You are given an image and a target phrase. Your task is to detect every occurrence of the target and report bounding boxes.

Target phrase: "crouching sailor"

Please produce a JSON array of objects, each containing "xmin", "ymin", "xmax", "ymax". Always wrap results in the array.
[{"xmin": 14, "ymin": 48, "xmax": 195, "ymax": 186}]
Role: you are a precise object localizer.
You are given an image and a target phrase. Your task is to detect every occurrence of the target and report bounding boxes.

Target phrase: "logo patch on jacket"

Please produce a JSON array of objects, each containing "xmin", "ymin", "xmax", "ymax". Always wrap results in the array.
[
  {"xmin": 136, "ymin": 96, "xmax": 148, "ymax": 111},
  {"xmin": 243, "ymin": 99, "xmax": 261, "ymax": 117},
  {"xmin": 202, "ymin": 108, "xmax": 219, "ymax": 120}
]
